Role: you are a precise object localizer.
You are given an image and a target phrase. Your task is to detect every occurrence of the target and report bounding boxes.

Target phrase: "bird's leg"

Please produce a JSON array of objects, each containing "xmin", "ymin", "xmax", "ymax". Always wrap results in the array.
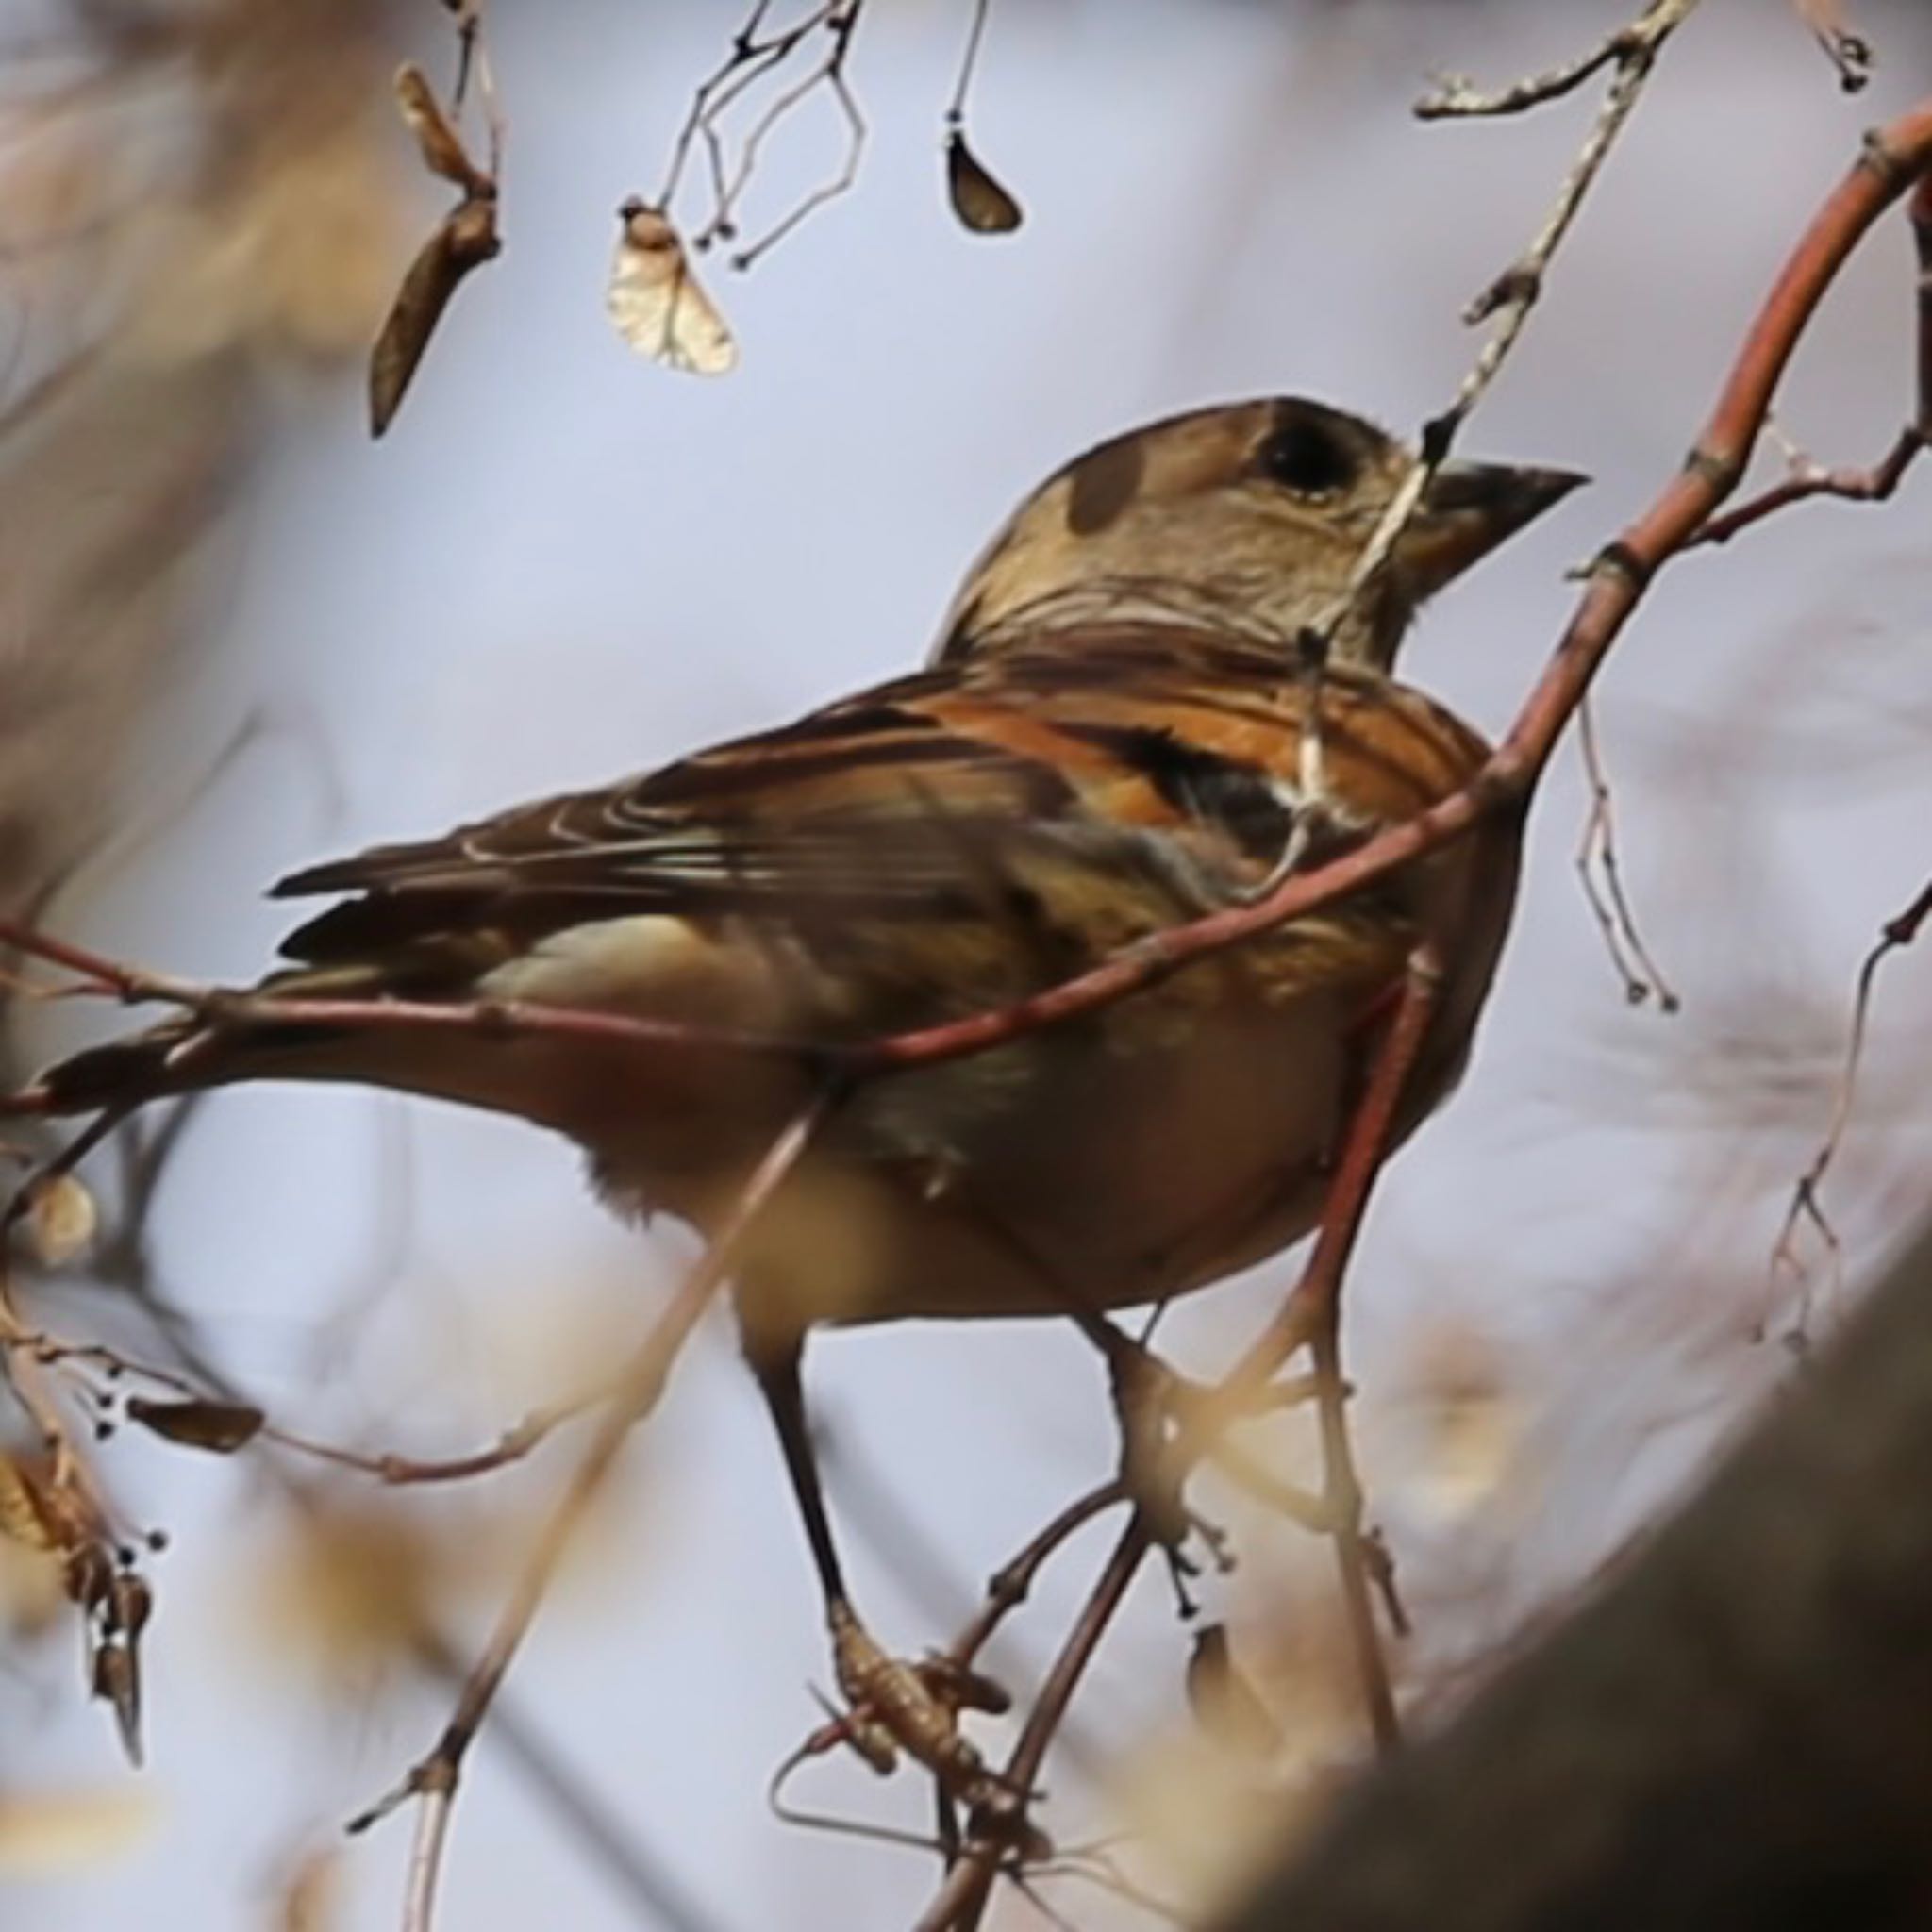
[{"xmin": 748, "ymin": 1336, "xmax": 1010, "ymax": 1807}]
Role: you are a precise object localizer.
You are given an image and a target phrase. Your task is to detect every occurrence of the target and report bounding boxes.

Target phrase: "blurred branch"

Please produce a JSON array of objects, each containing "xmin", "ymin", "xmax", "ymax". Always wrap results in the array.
[
  {"xmin": 1208, "ymin": 1204, "xmax": 1932, "ymax": 1932},
  {"xmin": 0, "ymin": 0, "xmax": 397, "ymax": 1064},
  {"xmin": 74, "ymin": 1177, "xmax": 734, "ymax": 1932},
  {"xmin": 346, "ymin": 1093, "xmax": 831, "ymax": 1932}
]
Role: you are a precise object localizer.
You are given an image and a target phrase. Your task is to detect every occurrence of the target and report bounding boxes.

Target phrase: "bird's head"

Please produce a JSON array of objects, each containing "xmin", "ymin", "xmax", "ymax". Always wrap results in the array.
[{"xmin": 933, "ymin": 397, "xmax": 1585, "ymax": 671}]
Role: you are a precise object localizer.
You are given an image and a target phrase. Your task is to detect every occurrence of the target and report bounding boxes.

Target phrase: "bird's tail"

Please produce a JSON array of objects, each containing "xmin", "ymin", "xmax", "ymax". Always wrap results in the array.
[
  {"xmin": 30, "ymin": 1016, "xmax": 212, "ymax": 1115},
  {"xmin": 20, "ymin": 964, "xmax": 401, "ymax": 1119}
]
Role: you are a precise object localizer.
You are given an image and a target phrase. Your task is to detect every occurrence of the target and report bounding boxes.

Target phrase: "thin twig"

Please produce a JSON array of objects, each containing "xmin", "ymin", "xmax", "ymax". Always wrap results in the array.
[
  {"xmin": 1415, "ymin": 0, "xmax": 1702, "ymax": 120},
  {"xmin": 946, "ymin": 1480, "xmax": 1128, "ymax": 1670},
  {"xmin": 946, "ymin": 0, "xmax": 994, "ymax": 124},
  {"xmin": 1687, "ymin": 423, "xmax": 1924, "ymax": 546},
  {"xmin": 655, "ymin": 1, "xmax": 871, "ymax": 267},
  {"xmin": 1261, "ymin": 0, "xmax": 1700, "ymax": 885},
  {"xmin": 1244, "ymin": 944, "xmax": 1450, "ymax": 1744},
  {"xmin": 1696, "ymin": 172, "xmax": 1931, "ymax": 548},
  {"xmin": 913, "ymin": 1521, "xmax": 1152, "ymax": 1932},
  {"xmin": 346, "ymin": 1093, "xmax": 833, "ymax": 1932},
  {"xmin": 1574, "ymin": 693, "xmax": 1680, "ymax": 1009},
  {"xmin": 1769, "ymin": 870, "xmax": 1932, "ymax": 1335}
]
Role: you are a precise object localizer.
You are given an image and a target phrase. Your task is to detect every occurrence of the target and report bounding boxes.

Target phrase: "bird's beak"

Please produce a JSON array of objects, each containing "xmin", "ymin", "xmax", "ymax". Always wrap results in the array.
[{"xmin": 1395, "ymin": 458, "xmax": 1588, "ymax": 594}]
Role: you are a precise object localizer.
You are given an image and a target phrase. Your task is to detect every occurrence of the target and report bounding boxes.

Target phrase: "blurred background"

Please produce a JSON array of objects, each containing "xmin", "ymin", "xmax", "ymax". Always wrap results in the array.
[{"xmin": 2, "ymin": 1, "xmax": 1930, "ymax": 1925}]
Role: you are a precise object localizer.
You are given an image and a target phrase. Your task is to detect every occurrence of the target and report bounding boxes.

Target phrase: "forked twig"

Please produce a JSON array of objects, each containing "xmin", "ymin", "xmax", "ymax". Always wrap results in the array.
[
  {"xmin": 1574, "ymin": 693, "xmax": 1680, "ymax": 1010},
  {"xmin": 1271, "ymin": 0, "xmax": 1702, "ymax": 882},
  {"xmin": 656, "ymin": 1, "xmax": 871, "ymax": 268},
  {"xmin": 1416, "ymin": 0, "xmax": 1703, "ymax": 120},
  {"xmin": 1693, "ymin": 173, "xmax": 1931, "ymax": 548},
  {"xmin": 1769, "ymin": 871, "xmax": 1932, "ymax": 1337}
]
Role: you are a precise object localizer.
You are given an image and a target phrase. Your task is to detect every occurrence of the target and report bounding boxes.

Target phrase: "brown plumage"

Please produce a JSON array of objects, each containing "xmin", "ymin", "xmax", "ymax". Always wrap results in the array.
[{"xmin": 32, "ymin": 397, "xmax": 1579, "ymax": 1681}]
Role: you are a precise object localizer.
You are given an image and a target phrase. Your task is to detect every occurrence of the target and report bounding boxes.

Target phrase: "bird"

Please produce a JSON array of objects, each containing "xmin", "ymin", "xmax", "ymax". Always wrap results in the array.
[{"xmin": 23, "ymin": 396, "xmax": 1580, "ymax": 1765}]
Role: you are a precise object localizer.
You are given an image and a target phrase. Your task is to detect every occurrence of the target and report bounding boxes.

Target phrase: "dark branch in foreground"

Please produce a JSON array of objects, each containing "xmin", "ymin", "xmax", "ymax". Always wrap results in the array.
[{"xmin": 1208, "ymin": 1206, "xmax": 1932, "ymax": 1932}]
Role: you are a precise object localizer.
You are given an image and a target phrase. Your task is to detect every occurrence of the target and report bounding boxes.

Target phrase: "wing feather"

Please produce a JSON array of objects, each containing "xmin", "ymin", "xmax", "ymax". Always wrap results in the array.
[{"xmin": 271, "ymin": 626, "xmax": 1488, "ymax": 974}]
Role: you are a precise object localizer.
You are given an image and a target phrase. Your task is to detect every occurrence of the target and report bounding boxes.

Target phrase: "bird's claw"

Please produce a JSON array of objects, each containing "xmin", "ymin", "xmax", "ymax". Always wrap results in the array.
[{"xmin": 823, "ymin": 1602, "xmax": 1017, "ymax": 1807}]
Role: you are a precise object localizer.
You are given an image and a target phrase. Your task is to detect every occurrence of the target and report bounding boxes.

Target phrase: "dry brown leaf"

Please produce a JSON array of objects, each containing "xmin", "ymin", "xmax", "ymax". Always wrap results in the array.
[
  {"xmin": 90, "ymin": 1640, "xmax": 143, "ymax": 1767},
  {"xmin": 944, "ymin": 130, "xmax": 1023, "ymax": 235},
  {"xmin": 1186, "ymin": 1624, "xmax": 1283, "ymax": 1761},
  {"xmin": 0, "ymin": 1457, "xmax": 58, "ymax": 1553},
  {"xmin": 368, "ymin": 197, "xmax": 501, "ymax": 437},
  {"xmin": 607, "ymin": 200, "xmax": 738, "ymax": 375},
  {"xmin": 393, "ymin": 62, "xmax": 491, "ymax": 195}
]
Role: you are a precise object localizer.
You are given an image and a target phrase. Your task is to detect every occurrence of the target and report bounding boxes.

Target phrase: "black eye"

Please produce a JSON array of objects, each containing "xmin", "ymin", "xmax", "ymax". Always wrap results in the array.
[{"xmin": 1257, "ymin": 419, "xmax": 1356, "ymax": 496}]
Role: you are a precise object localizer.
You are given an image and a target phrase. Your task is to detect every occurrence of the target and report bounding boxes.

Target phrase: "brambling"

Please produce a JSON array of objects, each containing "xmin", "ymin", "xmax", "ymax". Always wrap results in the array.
[{"xmin": 28, "ymin": 397, "xmax": 1580, "ymax": 1739}]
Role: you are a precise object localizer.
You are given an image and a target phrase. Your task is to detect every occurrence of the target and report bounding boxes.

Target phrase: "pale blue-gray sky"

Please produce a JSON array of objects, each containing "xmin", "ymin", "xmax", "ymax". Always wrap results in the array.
[{"xmin": 12, "ymin": 4, "xmax": 1932, "ymax": 1926}]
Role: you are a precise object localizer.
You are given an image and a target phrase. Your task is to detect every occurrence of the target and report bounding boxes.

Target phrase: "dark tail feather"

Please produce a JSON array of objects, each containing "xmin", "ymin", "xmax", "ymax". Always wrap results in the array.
[
  {"xmin": 38, "ymin": 1009, "xmax": 377, "ymax": 1115},
  {"xmin": 30, "ymin": 957, "xmax": 415, "ymax": 1118},
  {"xmin": 34, "ymin": 1019, "xmax": 209, "ymax": 1116}
]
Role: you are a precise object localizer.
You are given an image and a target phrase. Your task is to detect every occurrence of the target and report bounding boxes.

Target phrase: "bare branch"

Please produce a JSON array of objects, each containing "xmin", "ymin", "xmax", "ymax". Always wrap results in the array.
[
  {"xmin": 1574, "ymin": 694, "xmax": 1680, "ymax": 1009},
  {"xmin": 1770, "ymin": 868, "xmax": 1932, "ymax": 1336},
  {"xmin": 344, "ymin": 1093, "xmax": 833, "ymax": 1932}
]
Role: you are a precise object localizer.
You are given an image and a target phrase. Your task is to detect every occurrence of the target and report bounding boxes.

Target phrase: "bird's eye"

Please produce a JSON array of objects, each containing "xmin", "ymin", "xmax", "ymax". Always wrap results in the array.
[{"xmin": 1257, "ymin": 419, "xmax": 1356, "ymax": 496}]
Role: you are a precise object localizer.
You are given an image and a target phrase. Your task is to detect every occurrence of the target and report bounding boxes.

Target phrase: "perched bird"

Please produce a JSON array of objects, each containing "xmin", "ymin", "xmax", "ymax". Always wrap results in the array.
[{"xmin": 26, "ymin": 397, "xmax": 1579, "ymax": 1738}]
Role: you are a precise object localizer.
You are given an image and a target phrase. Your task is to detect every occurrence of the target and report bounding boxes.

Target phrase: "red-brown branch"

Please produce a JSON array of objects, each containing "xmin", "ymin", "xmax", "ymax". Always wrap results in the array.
[
  {"xmin": 897, "ymin": 97, "xmax": 1932, "ymax": 1930},
  {"xmin": 7, "ymin": 105, "xmax": 1931, "ymax": 1127},
  {"xmin": 13, "ymin": 100, "xmax": 1922, "ymax": 1118}
]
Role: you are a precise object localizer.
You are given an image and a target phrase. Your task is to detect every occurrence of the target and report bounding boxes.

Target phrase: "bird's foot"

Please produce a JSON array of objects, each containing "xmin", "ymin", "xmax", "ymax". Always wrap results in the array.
[{"xmin": 822, "ymin": 1600, "xmax": 1019, "ymax": 1809}]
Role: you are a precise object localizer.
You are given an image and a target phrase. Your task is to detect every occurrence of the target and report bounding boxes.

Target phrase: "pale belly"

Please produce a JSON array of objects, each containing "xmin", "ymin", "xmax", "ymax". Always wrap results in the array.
[
  {"xmin": 265, "ymin": 836, "xmax": 1514, "ymax": 1338},
  {"xmin": 618, "ymin": 981, "xmax": 1419, "ymax": 1340}
]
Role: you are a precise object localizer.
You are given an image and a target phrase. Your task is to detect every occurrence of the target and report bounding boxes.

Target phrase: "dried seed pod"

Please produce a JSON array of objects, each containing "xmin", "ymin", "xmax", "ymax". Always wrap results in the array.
[
  {"xmin": 125, "ymin": 1395, "xmax": 265, "ymax": 1456},
  {"xmin": 606, "ymin": 199, "xmax": 738, "ymax": 375},
  {"xmin": 0, "ymin": 1455, "xmax": 58, "ymax": 1552},
  {"xmin": 91, "ymin": 1638, "xmax": 143, "ymax": 1766},
  {"xmin": 109, "ymin": 1568, "xmax": 154, "ymax": 1640},
  {"xmin": 1185, "ymin": 1624, "xmax": 1281, "ymax": 1760},
  {"xmin": 24, "ymin": 1173, "xmax": 96, "ymax": 1267},
  {"xmin": 944, "ymin": 130, "xmax": 1022, "ymax": 235},
  {"xmin": 393, "ymin": 64, "xmax": 490, "ymax": 193}
]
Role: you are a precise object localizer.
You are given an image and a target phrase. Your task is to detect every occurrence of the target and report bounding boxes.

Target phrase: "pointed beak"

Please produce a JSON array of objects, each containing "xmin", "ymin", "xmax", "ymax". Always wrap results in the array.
[{"xmin": 1395, "ymin": 458, "xmax": 1589, "ymax": 593}]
